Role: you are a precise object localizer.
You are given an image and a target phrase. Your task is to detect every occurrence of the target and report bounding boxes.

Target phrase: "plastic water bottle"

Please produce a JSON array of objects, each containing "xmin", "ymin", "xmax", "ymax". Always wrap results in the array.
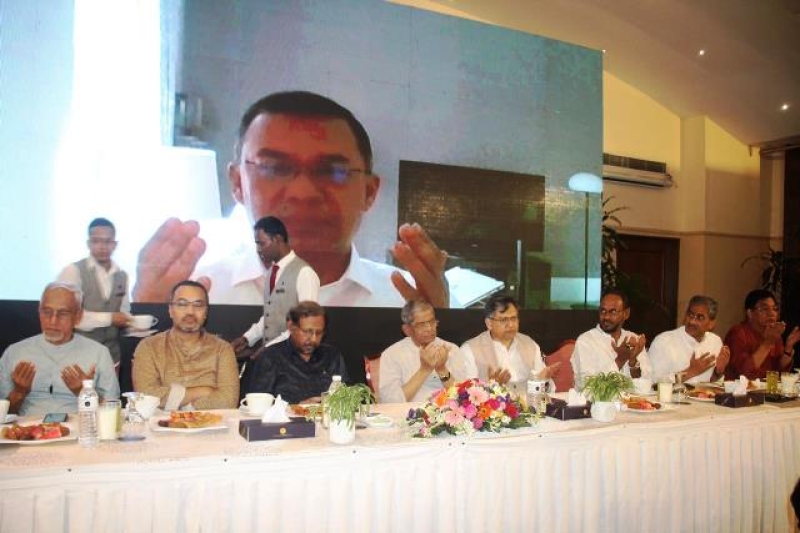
[
  {"xmin": 78, "ymin": 379, "xmax": 99, "ymax": 447},
  {"xmin": 321, "ymin": 375, "xmax": 343, "ymax": 428}
]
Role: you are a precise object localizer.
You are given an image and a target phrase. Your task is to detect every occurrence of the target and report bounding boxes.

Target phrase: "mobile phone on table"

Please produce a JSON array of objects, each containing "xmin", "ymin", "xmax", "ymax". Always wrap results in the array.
[{"xmin": 43, "ymin": 413, "xmax": 68, "ymax": 423}]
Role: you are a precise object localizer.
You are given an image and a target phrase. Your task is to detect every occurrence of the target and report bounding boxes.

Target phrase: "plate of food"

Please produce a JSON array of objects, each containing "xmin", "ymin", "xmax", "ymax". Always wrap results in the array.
[
  {"xmin": 623, "ymin": 398, "xmax": 672, "ymax": 413},
  {"xmin": 151, "ymin": 411, "xmax": 226, "ymax": 433},
  {"xmin": 687, "ymin": 389, "xmax": 717, "ymax": 402},
  {"xmin": 2, "ymin": 414, "xmax": 19, "ymax": 424},
  {"xmin": 0, "ymin": 422, "xmax": 76, "ymax": 444}
]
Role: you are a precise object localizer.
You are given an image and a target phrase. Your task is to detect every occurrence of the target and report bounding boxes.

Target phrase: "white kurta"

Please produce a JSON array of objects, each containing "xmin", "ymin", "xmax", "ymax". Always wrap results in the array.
[
  {"xmin": 571, "ymin": 325, "xmax": 652, "ymax": 381},
  {"xmin": 648, "ymin": 326, "xmax": 723, "ymax": 384}
]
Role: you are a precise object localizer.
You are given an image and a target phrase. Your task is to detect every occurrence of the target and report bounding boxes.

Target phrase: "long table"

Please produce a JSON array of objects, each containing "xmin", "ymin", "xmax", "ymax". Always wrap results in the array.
[{"xmin": 1, "ymin": 399, "xmax": 799, "ymax": 533}]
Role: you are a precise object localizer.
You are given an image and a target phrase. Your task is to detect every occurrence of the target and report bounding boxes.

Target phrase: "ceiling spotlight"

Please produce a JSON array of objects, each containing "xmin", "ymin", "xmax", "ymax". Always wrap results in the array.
[
  {"xmin": 781, "ymin": 103, "xmax": 790, "ymax": 111},
  {"xmin": 601, "ymin": 49, "xmax": 607, "ymax": 54},
  {"xmin": 698, "ymin": 49, "xmax": 706, "ymax": 56}
]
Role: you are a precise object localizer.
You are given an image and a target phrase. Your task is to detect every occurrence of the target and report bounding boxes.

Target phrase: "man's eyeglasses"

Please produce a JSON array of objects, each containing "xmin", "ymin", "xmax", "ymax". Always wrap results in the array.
[
  {"xmin": 489, "ymin": 315, "xmax": 519, "ymax": 325},
  {"xmin": 410, "ymin": 319, "xmax": 438, "ymax": 331},
  {"xmin": 39, "ymin": 308, "xmax": 74, "ymax": 320},
  {"xmin": 754, "ymin": 304, "xmax": 780, "ymax": 314},
  {"xmin": 686, "ymin": 311, "xmax": 708, "ymax": 322},
  {"xmin": 298, "ymin": 328, "xmax": 325, "ymax": 338},
  {"xmin": 598, "ymin": 308, "xmax": 622, "ymax": 318},
  {"xmin": 170, "ymin": 299, "xmax": 207, "ymax": 310},
  {"xmin": 244, "ymin": 159, "xmax": 365, "ymax": 185}
]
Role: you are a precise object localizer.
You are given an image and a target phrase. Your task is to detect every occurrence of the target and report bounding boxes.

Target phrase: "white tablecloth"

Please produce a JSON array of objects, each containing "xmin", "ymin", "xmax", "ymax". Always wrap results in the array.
[{"xmin": 1, "ymin": 400, "xmax": 799, "ymax": 533}]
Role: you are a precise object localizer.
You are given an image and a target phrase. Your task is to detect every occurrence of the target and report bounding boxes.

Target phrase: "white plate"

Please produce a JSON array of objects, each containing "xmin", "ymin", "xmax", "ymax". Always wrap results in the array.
[
  {"xmin": 2, "ymin": 414, "xmax": 19, "ymax": 424},
  {"xmin": 124, "ymin": 329, "xmax": 158, "ymax": 338},
  {"xmin": 238, "ymin": 406, "xmax": 265, "ymax": 417},
  {"xmin": 0, "ymin": 422, "xmax": 77, "ymax": 445},
  {"xmin": 687, "ymin": 393, "xmax": 717, "ymax": 403},
  {"xmin": 625, "ymin": 403, "xmax": 675, "ymax": 414},
  {"xmin": 150, "ymin": 417, "xmax": 227, "ymax": 434},
  {"xmin": 363, "ymin": 415, "xmax": 393, "ymax": 429},
  {"xmin": 628, "ymin": 391, "xmax": 658, "ymax": 398}
]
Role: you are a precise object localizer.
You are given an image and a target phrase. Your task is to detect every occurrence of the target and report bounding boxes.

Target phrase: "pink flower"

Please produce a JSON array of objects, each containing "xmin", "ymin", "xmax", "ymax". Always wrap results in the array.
[
  {"xmin": 463, "ymin": 403, "xmax": 478, "ymax": 419},
  {"xmin": 473, "ymin": 417, "xmax": 484, "ymax": 429},
  {"xmin": 445, "ymin": 410, "xmax": 465, "ymax": 426},
  {"xmin": 467, "ymin": 386, "xmax": 490, "ymax": 405}
]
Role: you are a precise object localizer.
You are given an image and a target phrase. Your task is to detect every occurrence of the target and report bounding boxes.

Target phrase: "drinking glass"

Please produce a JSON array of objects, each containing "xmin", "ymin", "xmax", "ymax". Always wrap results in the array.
[
  {"xmin": 673, "ymin": 372, "xmax": 689, "ymax": 405},
  {"xmin": 766, "ymin": 371, "xmax": 780, "ymax": 395},
  {"xmin": 120, "ymin": 392, "xmax": 147, "ymax": 441}
]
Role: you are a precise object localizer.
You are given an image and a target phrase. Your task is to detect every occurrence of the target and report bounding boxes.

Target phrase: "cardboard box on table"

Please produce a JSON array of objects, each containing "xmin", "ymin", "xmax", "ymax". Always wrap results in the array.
[{"xmin": 238, "ymin": 418, "xmax": 316, "ymax": 441}]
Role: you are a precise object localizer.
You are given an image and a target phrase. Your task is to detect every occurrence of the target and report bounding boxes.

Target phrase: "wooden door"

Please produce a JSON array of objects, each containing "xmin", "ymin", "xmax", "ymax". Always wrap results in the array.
[{"xmin": 614, "ymin": 234, "xmax": 680, "ymax": 344}]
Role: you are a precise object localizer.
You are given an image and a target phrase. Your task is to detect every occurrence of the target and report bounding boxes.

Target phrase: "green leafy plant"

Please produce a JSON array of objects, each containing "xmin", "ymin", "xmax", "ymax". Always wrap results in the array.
[
  {"xmin": 741, "ymin": 247, "xmax": 785, "ymax": 295},
  {"xmin": 325, "ymin": 383, "xmax": 373, "ymax": 429},
  {"xmin": 601, "ymin": 195, "xmax": 629, "ymax": 292},
  {"xmin": 581, "ymin": 372, "xmax": 633, "ymax": 402}
]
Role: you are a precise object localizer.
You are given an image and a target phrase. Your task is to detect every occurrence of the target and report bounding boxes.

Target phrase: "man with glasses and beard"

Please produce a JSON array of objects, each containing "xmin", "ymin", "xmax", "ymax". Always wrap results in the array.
[
  {"xmin": 379, "ymin": 300, "xmax": 476, "ymax": 404},
  {"xmin": 571, "ymin": 288, "xmax": 652, "ymax": 382},
  {"xmin": 648, "ymin": 295, "xmax": 730, "ymax": 384},
  {"xmin": 132, "ymin": 281, "xmax": 239, "ymax": 410},
  {"xmin": 245, "ymin": 301, "xmax": 348, "ymax": 404},
  {"xmin": 724, "ymin": 289, "xmax": 800, "ymax": 380}
]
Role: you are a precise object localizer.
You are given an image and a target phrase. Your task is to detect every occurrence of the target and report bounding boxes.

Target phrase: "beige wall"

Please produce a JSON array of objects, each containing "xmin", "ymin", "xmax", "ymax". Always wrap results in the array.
[{"xmin": 603, "ymin": 72, "xmax": 779, "ymax": 337}]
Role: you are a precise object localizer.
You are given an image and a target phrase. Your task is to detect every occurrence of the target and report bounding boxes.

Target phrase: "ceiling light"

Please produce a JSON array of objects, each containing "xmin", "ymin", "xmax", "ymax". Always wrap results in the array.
[
  {"xmin": 601, "ymin": 49, "xmax": 607, "ymax": 54},
  {"xmin": 698, "ymin": 49, "xmax": 706, "ymax": 56},
  {"xmin": 781, "ymin": 103, "xmax": 790, "ymax": 111}
]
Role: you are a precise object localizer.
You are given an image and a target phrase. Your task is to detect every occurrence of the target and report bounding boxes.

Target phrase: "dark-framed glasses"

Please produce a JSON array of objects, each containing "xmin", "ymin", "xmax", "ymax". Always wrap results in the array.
[
  {"xmin": 489, "ymin": 315, "xmax": 519, "ymax": 325},
  {"xmin": 170, "ymin": 299, "xmax": 207, "ymax": 310},
  {"xmin": 244, "ymin": 159, "xmax": 365, "ymax": 185},
  {"xmin": 598, "ymin": 308, "xmax": 622, "ymax": 318},
  {"xmin": 39, "ymin": 308, "xmax": 74, "ymax": 320},
  {"xmin": 411, "ymin": 319, "xmax": 438, "ymax": 330}
]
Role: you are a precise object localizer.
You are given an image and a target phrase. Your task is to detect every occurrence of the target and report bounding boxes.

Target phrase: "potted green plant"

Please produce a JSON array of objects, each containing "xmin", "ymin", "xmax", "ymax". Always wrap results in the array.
[
  {"xmin": 581, "ymin": 372, "xmax": 633, "ymax": 422},
  {"xmin": 326, "ymin": 383, "xmax": 373, "ymax": 444}
]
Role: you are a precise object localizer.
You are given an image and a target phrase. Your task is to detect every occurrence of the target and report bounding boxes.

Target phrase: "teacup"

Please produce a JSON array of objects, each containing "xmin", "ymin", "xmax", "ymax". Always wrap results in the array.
[
  {"xmin": 240, "ymin": 393, "xmax": 274, "ymax": 415},
  {"xmin": 129, "ymin": 314, "xmax": 158, "ymax": 330},
  {"xmin": 632, "ymin": 378, "xmax": 653, "ymax": 395},
  {"xmin": 0, "ymin": 399, "xmax": 9, "ymax": 423},
  {"xmin": 781, "ymin": 373, "xmax": 799, "ymax": 396},
  {"xmin": 135, "ymin": 395, "xmax": 161, "ymax": 419},
  {"xmin": 724, "ymin": 381, "xmax": 737, "ymax": 393}
]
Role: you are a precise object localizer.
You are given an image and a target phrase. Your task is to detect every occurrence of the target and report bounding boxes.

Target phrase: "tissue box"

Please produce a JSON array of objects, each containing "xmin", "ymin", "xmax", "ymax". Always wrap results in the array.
[
  {"xmin": 238, "ymin": 418, "xmax": 316, "ymax": 441},
  {"xmin": 545, "ymin": 398, "xmax": 592, "ymax": 420},
  {"xmin": 714, "ymin": 391, "xmax": 765, "ymax": 408}
]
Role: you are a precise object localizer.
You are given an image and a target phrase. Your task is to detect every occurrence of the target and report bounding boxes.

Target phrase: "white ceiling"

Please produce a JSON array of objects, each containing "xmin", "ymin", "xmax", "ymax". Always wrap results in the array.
[{"xmin": 394, "ymin": 0, "xmax": 800, "ymax": 149}]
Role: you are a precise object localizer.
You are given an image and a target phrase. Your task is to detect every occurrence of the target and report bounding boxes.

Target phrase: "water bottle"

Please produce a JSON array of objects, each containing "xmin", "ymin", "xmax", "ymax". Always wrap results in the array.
[
  {"xmin": 526, "ymin": 372, "xmax": 550, "ymax": 415},
  {"xmin": 78, "ymin": 379, "xmax": 99, "ymax": 447},
  {"xmin": 321, "ymin": 375, "xmax": 343, "ymax": 428}
]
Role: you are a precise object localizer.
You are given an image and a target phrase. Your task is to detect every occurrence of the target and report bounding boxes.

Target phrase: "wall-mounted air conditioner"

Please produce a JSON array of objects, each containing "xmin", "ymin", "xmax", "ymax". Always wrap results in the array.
[{"xmin": 602, "ymin": 153, "xmax": 673, "ymax": 188}]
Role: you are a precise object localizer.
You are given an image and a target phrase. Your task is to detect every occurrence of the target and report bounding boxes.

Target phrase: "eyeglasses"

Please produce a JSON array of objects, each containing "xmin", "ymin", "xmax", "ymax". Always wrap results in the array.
[
  {"xmin": 598, "ymin": 308, "xmax": 623, "ymax": 317},
  {"xmin": 686, "ymin": 311, "xmax": 708, "ymax": 322},
  {"xmin": 410, "ymin": 319, "xmax": 438, "ymax": 330},
  {"xmin": 39, "ymin": 308, "xmax": 74, "ymax": 320},
  {"xmin": 298, "ymin": 328, "xmax": 325, "ymax": 338},
  {"xmin": 489, "ymin": 315, "xmax": 519, "ymax": 325},
  {"xmin": 754, "ymin": 305, "xmax": 780, "ymax": 314},
  {"xmin": 170, "ymin": 299, "xmax": 207, "ymax": 310},
  {"xmin": 244, "ymin": 159, "xmax": 365, "ymax": 185}
]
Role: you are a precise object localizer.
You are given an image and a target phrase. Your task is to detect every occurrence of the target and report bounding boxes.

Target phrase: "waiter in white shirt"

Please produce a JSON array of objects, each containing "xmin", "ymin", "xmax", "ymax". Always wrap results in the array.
[
  {"xmin": 57, "ymin": 217, "xmax": 132, "ymax": 363},
  {"xmin": 230, "ymin": 216, "xmax": 319, "ymax": 352},
  {"xmin": 571, "ymin": 288, "xmax": 652, "ymax": 382}
]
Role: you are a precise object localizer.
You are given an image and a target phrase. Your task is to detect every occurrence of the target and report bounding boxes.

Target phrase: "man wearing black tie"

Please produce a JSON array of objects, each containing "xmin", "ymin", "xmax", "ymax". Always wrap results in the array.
[{"xmin": 230, "ymin": 216, "xmax": 320, "ymax": 353}]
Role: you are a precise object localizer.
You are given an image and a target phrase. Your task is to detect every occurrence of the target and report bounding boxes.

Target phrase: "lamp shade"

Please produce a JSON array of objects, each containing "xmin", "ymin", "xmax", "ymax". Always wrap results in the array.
[{"xmin": 568, "ymin": 172, "xmax": 603, "ymax": 194}]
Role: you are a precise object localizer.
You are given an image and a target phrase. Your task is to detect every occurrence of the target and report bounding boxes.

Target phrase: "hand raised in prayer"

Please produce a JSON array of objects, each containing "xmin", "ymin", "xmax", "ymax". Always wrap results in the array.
[
  {"xmin": 61, "ymin": 364, "xmax": 96, "ymax": 396},
  {"xmin": 686, "ymin": 351, "xmax": 716, "ymax": 379},
  {"xmin": 390, "ymin": 223, "xmax": 449, "ymax": 308},
  {"xmin": 715, "ymin": 346, "xmax": 731, "ymax": 373},
  {"xmin": 764, "ymin": 321, "xmax": 787, "ymax": 343},
  {"xmin": 487, "ymin": 366, "xmax": 512, "ymax": 385},
  {"xmin": 132, "ymin": 218, "xmax": 210, "ymax": 302},
  {"xmin": 539, "ymin": 361, "xmax": 562, "ymax": 379},
  {"xmin": 11, "ymin": 361, "xmax": 36, "ymax": 393}
]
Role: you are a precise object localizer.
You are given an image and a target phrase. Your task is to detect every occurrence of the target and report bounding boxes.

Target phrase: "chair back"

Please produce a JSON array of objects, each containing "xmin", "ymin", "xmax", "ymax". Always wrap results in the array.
[{"xmin": 544, "ymin": 340, "xmax": 576, "ymax": 392}]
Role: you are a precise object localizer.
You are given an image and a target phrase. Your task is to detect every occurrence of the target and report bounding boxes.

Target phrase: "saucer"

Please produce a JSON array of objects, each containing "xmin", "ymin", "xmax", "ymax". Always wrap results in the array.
[
  {"xmin": 124, "ymin": 329, "xmax": 157, "ymax": 338},
  {"xmin": 239, "ymin": 406, "xmax": 265, "ymax": 417}
]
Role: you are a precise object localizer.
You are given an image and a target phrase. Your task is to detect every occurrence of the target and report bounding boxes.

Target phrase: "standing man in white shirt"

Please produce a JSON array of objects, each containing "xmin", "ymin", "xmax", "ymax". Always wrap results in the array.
[
  {"xmin": 571, "ymin": 289, "xmax": 651, "ymax": 382},
  {"xmin": 230, "ymin": 216, "xmax": 320, "ymax": 352},
  {"xmin": 379, "ymin": 300, "xmax": 476, "ymax": 403},
  {"xmin": 461, "ymin": 294, "xmax": 560, "ymax": 385},
  {"xmin": 58, "ymin": 218, "xmax": 131, "ymax": 363},
  {"xmin": 649, "ymin": 295, "xmax": 730, "ymax": 384},
  {"xmin": 133, "ymin": 91, "xmax": 449, "ymax": 308}
]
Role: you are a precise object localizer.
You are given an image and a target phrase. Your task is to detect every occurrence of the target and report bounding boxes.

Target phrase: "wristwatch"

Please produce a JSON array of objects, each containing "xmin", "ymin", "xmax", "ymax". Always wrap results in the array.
[{"xmin": 438, "ymin": 370, "xmax": 452, "ymax": 383}]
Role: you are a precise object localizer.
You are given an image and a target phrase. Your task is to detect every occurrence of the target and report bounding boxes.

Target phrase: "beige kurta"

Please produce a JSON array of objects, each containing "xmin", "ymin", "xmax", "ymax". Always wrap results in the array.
[{"xmin": 132, "ymin": 330, "xmax": 239, "ymax": 409}]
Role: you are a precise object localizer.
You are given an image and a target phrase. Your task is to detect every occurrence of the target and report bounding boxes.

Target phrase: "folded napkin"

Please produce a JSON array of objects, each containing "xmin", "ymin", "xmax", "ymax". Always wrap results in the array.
[
  {"xmin": 732, "ymin": 375, "xmax": 748, "ymax": 397},
  {"xmin": 261, "ymin": 395, "xmax": 291, "ymax": 423},
  {"xmin": 567, "ymin": 388, "xmax": 588, "ymax": 406}
]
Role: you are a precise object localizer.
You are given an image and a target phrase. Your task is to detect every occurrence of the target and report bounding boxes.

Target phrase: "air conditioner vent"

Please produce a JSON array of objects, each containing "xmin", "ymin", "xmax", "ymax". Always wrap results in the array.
[{"xmin": 602, "ymin": 153, "xmax": 672, "ymax": 188}]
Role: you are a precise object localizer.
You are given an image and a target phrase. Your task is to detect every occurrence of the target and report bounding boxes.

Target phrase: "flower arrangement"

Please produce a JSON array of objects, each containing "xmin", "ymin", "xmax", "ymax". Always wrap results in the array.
[{"xmin": 406, "ymin": 379, "xmax": 536, "ymax": 438}]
